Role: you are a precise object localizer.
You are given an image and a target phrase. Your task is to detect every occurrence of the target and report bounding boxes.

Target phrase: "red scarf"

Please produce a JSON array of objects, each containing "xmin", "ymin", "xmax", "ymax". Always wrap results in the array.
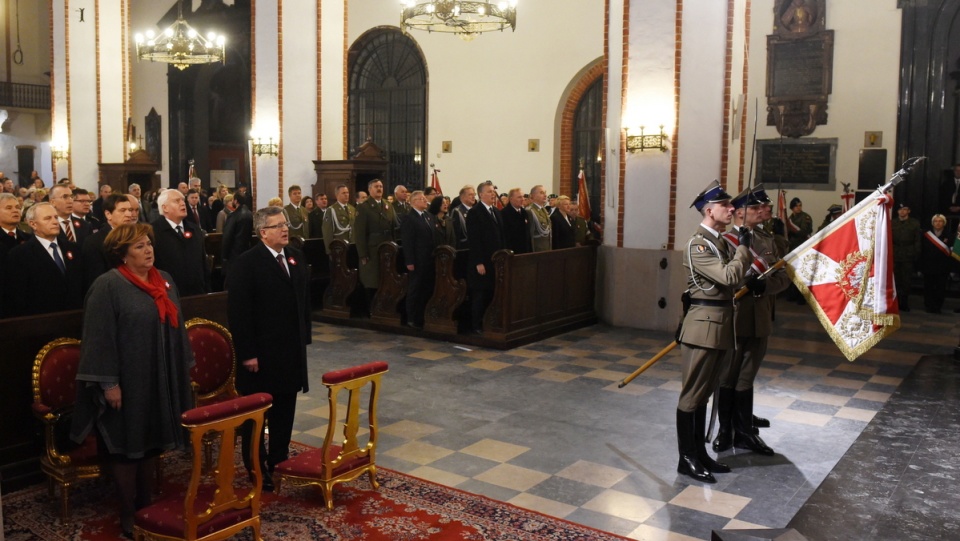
[{"xmin": 117, "ymin": 265, "xmax": 180, "ymax": 328}]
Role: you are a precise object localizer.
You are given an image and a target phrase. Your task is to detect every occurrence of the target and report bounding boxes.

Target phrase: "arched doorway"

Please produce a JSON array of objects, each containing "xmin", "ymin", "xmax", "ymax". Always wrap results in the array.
[{"xmin": 347, "ymin": 28, "xmax": 427, "ymax": 191}]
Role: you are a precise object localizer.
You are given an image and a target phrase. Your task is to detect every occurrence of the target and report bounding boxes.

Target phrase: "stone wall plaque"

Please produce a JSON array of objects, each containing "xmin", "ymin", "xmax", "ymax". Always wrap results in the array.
[
  {"xmin": 766, "ymin": 0, "xmax": 833, "ymax": 138},
  {"xmin": 756, "ymin": 137, "xmax": 837, "ymax": 190}
]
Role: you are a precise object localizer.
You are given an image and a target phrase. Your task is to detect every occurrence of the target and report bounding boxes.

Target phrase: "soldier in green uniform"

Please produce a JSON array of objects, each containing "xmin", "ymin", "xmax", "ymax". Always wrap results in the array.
[
  {"xmin": 284, "ymin": 185, "xmax": 310, "ymax": 240},
  {"xmin": 393, "ymin": 185, "xmax": 411, "ymax": 230},
  {"xmin": 712, "ymin": 187, "xmax": 790, "ymax": 457},
  {"xmin": 891, "ymin": 203, "xmax": 921, "ymax": 311},
  {"xmin": 321, "ymin": 184, "xmax": 356, "ymax": 253},
  {"xmin": 527, "ymin": 185, "xmax": 552, "ymax": 252},
  {"xmin": 786, "ymin": 197, "xmax": 812, "ymax": 251},
  {"xmin": 567, "ymin": 203, "xmax": 594, "ymax": 245},
  {"xmin": 675, "ymin": 180, "xmax": 752, "ymax": 483},
  {"xmin": 354, "ymin": 178, "xmax": 397, "ymax": 298}
]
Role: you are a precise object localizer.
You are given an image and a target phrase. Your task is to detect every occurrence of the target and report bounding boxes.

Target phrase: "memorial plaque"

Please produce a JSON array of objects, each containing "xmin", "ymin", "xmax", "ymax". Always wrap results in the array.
[
  {"xmin": 770, "ymin": 39, "xmax": 829, "ymax": 97},
  {"xmin": 756, "ymin": 137, "xmax": 837, "ymax": 190}
]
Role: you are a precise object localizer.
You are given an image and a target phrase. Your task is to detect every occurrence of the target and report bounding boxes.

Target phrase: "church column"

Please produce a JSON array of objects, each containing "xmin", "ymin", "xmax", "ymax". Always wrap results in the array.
[
  {"xmin": 251, "ymin": 0, "xmax": 280, "ymax": 208},
  {"xmin": 319, "ymin": 0, "xmax": 346, "ymax": 161},
  {"xmin": 279, "ymin": 1, "xmax": 320, "ymax": 195},
  {"xmin": 50, "ymin": 0, "xmax": 129, "ymax": 190}
]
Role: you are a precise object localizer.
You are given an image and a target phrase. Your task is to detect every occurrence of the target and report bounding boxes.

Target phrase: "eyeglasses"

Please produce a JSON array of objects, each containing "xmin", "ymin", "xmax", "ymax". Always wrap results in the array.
[{"xmin": 261, "ymin": 222, "xmax": 291, "ymax": 230}]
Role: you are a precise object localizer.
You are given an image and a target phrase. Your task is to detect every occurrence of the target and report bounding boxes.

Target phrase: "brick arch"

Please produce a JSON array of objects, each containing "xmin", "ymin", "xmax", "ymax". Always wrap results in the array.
[{"xmin": 559, "ymin": 61, "xmax": 606, "ymax": 211}]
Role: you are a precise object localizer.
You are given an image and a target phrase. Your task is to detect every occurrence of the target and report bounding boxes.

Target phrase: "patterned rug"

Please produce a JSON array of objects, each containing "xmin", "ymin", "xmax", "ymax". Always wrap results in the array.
[{"xmin": 3, "ymin": 444, "xmax": 629, "ymax": 540}]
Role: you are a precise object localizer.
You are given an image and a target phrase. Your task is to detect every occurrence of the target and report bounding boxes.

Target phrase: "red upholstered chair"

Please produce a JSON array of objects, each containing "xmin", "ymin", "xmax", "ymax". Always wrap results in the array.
[
  {"xmin": 185, "ymin": 318, "xmax": 239, "ymax": 471},
  {"xmin": 31, "ymin": 337, "xmax": 101, "ymax": 521},
  {"xmin": 275, "ymin": 361, "xmax": 388, "ymax": 508},
  {"xmin": 133, "ymin": 393, "xmax": 273, "ymax": 541}
]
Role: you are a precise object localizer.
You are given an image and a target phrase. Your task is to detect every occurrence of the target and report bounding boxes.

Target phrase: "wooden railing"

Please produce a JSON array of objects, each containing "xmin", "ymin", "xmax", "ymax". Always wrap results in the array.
[{"xmin": 0, "ymin": 82, "xmax": 51, "ymax": 110}]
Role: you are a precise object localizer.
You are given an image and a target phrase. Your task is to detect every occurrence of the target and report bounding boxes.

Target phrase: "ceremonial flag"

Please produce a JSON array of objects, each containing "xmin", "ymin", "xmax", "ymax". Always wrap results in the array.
[
  {"xmin": 778, "ymin": 190, "xmax": 799, "ymax": 233},
  {"xmin": 926, "ymin": 230, "xmax": 960, "ymax": 262},
  {"xmin": 430, "ymin": 168, "xmax": 442, "ymax": 196},
  {"xmin": 783, "ymin": 191, "xmax": 899, "ymax": 361},
  {"xmin": 577, "ymin": 168, "xmax": 591, "ymax": 220}
]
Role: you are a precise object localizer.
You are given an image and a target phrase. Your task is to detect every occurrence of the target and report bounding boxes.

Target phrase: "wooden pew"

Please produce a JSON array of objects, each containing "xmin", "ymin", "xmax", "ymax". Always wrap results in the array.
[
  {"xmin": 424, "ymin": 246, "xmax": 468, "ymax": 334},
  {"xmin": 483, "ymin": 245, "xmax": 598, "ymax": 345},
  {"xmin": 322, "ymin": 240, "xmax": 359, "ymax": 317},
  {"xmin": 0, "ymin": 293, "xmax": 229, "ymax": 492},
  {"xmin": 370, "ymin": 242, "xmax": 408, "ymax": 326}
]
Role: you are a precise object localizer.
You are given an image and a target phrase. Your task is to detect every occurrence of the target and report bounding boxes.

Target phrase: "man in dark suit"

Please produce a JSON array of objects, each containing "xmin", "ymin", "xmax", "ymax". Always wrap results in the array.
[
  {"xmin": 550, "ymin": 195, "xmax": 576, "ymax": 249},
  {"xmin": 466, "ymin": 181, "xmax": 504, "ymax": 334},
  {"xmin": 184, "ymin": 189, "xmax": 211, "ymax": 232},
  {"xmin": 400, "ymin": 190, "xmax": 436, "ymax": 329},
  {"xmin": 501, "ymin": 188, "xmax": 531, "ymax": 254},
  {"xmin": 50, "ymin": 184, "xmax": 92, "ymax": 248},
  {"xmin": 90, "ymin": 184, "xmax": 112, "ymax": 224},
  {"xmin": 227, "ymin": 206, "xmax": 311, "ymax": 491},
  {"xmin": 151, "ymin": 188, "xmax": 209, "ymax": 296},
  {"xmin": 940, "ymin": 164, "xmax": 960, "ymax": 217},
  {"xmin": 4, "ymin": 202, "xmax": 83, "ymax": 317},
  {"xmin": 221, "ymin": 194, "xmax": 254, "ymax": 278},
  {"xmin": 81, "ymin": 194, "xmax": 135, "ymax": 292},
  {"xmin": 0, "ymin": 193, "xmax": 31, "ymax": 250},
  {"xmin": 71, "ymin": 188, "xmax": 101, "ymax": 233},
  {"xmin": 450, "ymin": 185, "xmax": 475, "ymax": 250}
]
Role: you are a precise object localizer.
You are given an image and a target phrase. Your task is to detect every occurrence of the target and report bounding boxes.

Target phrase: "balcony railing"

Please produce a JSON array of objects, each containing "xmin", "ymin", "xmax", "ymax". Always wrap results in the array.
[{"xmin": 0, "ymin": 82, "xmax": 50, "ymax": 110}]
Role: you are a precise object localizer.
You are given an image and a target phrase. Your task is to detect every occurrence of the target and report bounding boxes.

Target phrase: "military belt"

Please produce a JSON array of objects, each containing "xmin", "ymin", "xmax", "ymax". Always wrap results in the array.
[{"xmin": 688, "ymin": 299, "xmax": 731, "ymax": 308}]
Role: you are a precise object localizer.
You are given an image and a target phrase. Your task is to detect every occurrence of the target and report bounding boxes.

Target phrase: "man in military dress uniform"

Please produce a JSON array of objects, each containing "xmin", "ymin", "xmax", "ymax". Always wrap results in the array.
[
  {"xmin": 284, "ymin": 185, "xmax": 310, "ymax": 240},
  {"xmin": 321, "ymin": 184, "xmax": 356, "ymax": 253},
  {"xmin": 527, "ymin": 185, "xmax": 552, "ymax": 252},
  {"xmin": 675, "ymin": 180, "xmax": 752, "ymax": 483},
  {"xmin": 891, "ymin": 203, "xmax": 921, "ymax": 312},
  {"xmin": 712, "ymin": 187, "xmax": 790, "ymax": 457},
  {"xmin": 354, "ymin": 178, "xmax": 397, "ymax": 301}
]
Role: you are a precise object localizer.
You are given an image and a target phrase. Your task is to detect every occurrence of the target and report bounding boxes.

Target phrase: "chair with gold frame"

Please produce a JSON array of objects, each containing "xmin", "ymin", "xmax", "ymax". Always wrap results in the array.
[
  {"xmin": 133, "ymin": 392, "xmax": 273, "ymax": 541},
  {"xmin": 31, "ymin": 337, "xmax": 101, "ymax": 521},
  {"xmin": 185, "ymin": 317, "xmax": 239, "ymax": 471},
  {"xmin": 274, "ymin": 361, "xmax": 388, "ymax": 508}
]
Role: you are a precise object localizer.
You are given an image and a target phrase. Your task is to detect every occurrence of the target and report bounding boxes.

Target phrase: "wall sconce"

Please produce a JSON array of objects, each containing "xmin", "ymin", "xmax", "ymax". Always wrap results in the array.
[
  {"xmin": 251, "ymin": 136, "xmax": 279, "ymax": 157},
  {"xmin": 51, "ymin": 144, "xmax": 69, "ymax": 162},
  {"xmin": 625, "ymin": 125, "xmax": 667, "ymax": 153}
]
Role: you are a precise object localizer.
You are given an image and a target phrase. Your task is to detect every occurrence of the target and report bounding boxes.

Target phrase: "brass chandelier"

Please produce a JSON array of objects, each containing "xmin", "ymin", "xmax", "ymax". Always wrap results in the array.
[
  {"xmin": 133, "ymin": 0, "xmax": 226, "ymax": 70},
  {"xmin": 401, "ymin": 1, "xmax": 518, "ymax": 41}
]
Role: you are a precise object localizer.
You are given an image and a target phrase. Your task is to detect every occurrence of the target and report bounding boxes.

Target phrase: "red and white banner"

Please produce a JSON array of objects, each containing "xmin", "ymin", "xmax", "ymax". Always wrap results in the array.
[
  {"xmin": 430, "ymin": 168, "xmax": 442, "ymax": 196},
  {"xmin": 783, "ymin": 191, "xmax": 899, "ymax": 361},
  {"xmin": 778, "ymin": 190, "xmax": 799, "ymax": 233},
  {"xmin": 924, "ymin": 230, "xmax": 960, "ymax": 262},
  {"xmin": 721, "ymin": 232, "xmax": 771, "ymax": 277},
  {"xmin": 577, "ymin": 169, "xmax": 591, "ymax": 220}
]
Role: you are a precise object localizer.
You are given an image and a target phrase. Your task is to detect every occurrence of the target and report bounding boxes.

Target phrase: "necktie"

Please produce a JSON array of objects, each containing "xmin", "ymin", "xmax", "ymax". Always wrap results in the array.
[
  {"xmin": 423, "ymin": 211, "xmax": 430, "ymax": 224},
  {"xmin": 192, "ymin": 207, "xmax": 200, "ymax": 224},
  {"xmin": 176, "ymin": 225, "xmax": 184, "ymax": 238},
  {"xmin": 7, "ymin": 230, "xmax": 14, "ymax": 238},
  {"xmin": 489, "ymin": 207, "xmax": 497, "ymax": 224},
  {"xmin": 50, "ymin": 242, "xmax": 66, "ymax": 274},
  {"xmin": 276, "ymin": 253, "xmax": 289, "ymax": 277},
  {"xmin": 61, "ymin": 219, "xmax": 75, "ymax": 243}
]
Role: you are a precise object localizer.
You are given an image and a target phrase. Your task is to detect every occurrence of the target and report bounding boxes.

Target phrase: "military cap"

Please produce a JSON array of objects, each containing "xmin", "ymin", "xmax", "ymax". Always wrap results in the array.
[
  {"xmin": 690, "ymin": 180, "xmax": 732, "ymax": 211},
  {"xmin": 827, "ymin": 204, "xmax": 843, "ymax": 214},
  {"xmin": 751, "ymin": 184, "xmax": 772, "ymax": 204}
]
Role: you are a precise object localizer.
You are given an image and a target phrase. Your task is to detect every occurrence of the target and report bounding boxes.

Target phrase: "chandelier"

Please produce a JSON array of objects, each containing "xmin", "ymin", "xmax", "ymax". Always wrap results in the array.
[
  {"xmin": 133, "ymin": 0, "xmax": 226, "ymax": 70},
  {"xmin": 401, "ymin": 1, "xmax": 518, "ymax": 41}
]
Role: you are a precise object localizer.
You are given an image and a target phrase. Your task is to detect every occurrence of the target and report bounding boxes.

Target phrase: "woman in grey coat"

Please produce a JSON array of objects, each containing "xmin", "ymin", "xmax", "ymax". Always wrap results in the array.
[{"xmin": 70, "ymin": 223, "xmax": 194, "ymax": 538}]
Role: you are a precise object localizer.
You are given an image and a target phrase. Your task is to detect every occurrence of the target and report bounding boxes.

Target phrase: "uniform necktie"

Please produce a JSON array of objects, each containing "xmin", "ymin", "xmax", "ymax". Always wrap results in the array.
[
  {"xmin": 61, "ymin": 219, "xmax": 75, "ymax": 243},
  {"xmin": 176, "ymin": 225, "xmax": 184, "ymax": 238},
  {"xmin": 50, "ymin": 242, "xmax": 66, "ymax": 274},
  {"xmin": 276, "ymin": 253, "xmax": 289, "ymax": 277}
]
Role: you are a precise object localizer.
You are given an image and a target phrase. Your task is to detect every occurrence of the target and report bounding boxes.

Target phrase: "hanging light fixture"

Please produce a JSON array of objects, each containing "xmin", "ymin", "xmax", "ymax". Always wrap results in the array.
[
  {"xmin": 401, "ymin": 1, "xmax": 518, "ymax": 41},
  {"xmin": 133, "ymin": 0, "xmax": 226, "ymax": 70}
]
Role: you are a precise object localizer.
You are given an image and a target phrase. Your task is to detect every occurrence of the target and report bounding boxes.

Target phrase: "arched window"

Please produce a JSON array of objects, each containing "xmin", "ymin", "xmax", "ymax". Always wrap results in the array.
[
  {"xmin": 571, "ymin": 77, "xmax": 603, "ymax": 223},
  {"xmin": 348, "ymin": 29, "xmax": 427, "ymax": 190}
]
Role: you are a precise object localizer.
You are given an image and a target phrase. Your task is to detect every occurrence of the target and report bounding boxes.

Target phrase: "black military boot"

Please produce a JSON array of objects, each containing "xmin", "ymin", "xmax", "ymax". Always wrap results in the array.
[
  {"xmin": 712, "ymin": 387, "xmax": 735, "ymax": 452},
  {"xmin": 733, "ymin": 390, "xmax": 774, "ymax": 456},
  {"xmin": 676, "ymin": 409, "xmax": 716, "ymax": 483},
  {"xmin": 751, "ymin": 388, "xmax": 770, "ymax": 429},
  {"xmin": 696, "ymin": 405, "xmax": 731, "ymax": 473}
]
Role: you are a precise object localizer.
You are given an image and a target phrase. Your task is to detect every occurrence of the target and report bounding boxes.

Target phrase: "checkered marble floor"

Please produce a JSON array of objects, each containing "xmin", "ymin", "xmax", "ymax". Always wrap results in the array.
[{"xmin": 291, "ymin": 294, "xmax": 957, "ymax": 541}]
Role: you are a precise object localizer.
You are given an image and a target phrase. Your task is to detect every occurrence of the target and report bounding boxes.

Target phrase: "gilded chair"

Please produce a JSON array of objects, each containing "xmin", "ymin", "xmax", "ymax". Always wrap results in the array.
[
  {"xmin": 275, "ymin": 361, "xmax": 388, "ymax": 508},
  {"xmin": 31, "ymin": 337, "xmax": 101, "ymax": 521},
  {"xmin": 185, "ymin": 317, "xmax": 239, "ymax": 471},
  {"xmin": 133, "ymin": 393, "xmax": 273, "ymax": 541}
]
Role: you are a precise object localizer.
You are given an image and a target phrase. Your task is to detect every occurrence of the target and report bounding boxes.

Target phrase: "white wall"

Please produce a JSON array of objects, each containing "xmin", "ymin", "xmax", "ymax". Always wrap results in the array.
[
  {"xmin": 320, "ymin": 0, "xmax": 345, "ymax": 161},
  {"xmin": 252, "ymin": 0, "xmax": 280, "ymax": 207},
  {"xmin": 281, "ymin": 0, "xmax": 319, "ymax": 194},
  {"xmin": 742, "ymin": 0, "xmax": 902, "ymax": 222},
  {"xmin": 348, "ymin": 0, "xmax": 604, "ymax": 196}
]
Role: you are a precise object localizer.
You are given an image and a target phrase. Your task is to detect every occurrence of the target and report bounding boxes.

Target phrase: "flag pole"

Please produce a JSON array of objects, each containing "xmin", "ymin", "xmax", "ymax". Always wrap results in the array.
[{"xmin": 617, "ymin": 157, "xmax": 925, "ymax": 389}]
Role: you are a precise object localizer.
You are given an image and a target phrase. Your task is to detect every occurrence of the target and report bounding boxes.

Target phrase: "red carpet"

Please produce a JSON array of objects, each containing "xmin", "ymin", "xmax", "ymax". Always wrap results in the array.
[{"xmin": 3, "ymin": 444, "xmax": 630, "ymax": 540}]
